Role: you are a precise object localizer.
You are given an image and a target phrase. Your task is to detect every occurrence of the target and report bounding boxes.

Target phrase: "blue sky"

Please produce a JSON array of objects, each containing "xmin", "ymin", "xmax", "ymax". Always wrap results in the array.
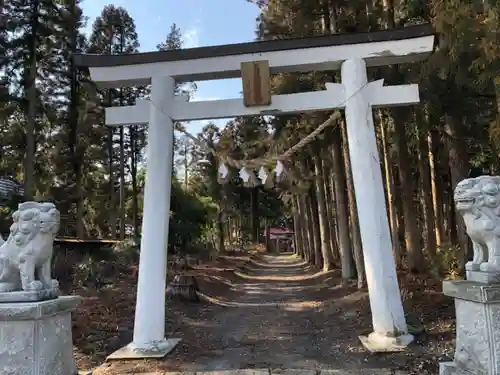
[{"xmin": 81, "ymin": 0, "xmax": 261, "ymax": 135}]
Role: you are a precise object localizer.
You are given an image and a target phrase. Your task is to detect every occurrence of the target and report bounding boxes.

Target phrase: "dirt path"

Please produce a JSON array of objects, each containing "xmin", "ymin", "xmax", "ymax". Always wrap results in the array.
[
  {"xmin": 86, "ymin": 252, "xmax": 455, "ymax": 375},
  {"xmin": 188, "ymin": 254, "xmax": 327, "ymax": 371},
  {"xmin": 180, "ymin": 253, "xmax": 385, "ymax": 372}
]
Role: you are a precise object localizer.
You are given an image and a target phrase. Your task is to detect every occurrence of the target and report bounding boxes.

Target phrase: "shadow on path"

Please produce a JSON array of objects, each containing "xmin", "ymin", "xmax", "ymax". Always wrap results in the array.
[
  {"xmin": 180, "ymin": 253, "xmax": 383, "ymax": 372},
  {"xmin": 68, "ymin": 246, "xmax": 460, "ymax": 375}
]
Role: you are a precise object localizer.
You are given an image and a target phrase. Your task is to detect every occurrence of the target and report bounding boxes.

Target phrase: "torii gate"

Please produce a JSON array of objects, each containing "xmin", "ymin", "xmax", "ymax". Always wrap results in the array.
[{"xmin": 74, "ymin": 24, "xmax": 435, "ymax": 359}]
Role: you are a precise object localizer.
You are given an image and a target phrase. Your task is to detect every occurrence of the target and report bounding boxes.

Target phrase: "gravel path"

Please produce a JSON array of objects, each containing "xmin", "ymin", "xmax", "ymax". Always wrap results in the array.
[
  {"xmin": 184, "ymin": 254, "xmax": 379, "ymax": 372},
  {"xmin": 91, "ymin": 253, "xmax": 453, "ymax": 374}
]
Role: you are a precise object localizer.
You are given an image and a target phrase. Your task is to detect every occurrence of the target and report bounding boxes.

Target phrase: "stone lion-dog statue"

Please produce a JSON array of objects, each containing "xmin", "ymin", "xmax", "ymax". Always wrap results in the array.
[
  {"xmin": 455, "ymin": 175, "xmax": 500, "ymax": 273},
  {"xmin": 0, "ymin": 201, "xmax": 60, "ymax": 293}
]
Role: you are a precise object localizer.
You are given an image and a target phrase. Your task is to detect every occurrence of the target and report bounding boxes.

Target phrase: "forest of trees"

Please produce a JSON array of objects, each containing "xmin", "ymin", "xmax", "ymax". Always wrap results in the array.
[{"xmin": 0, "ymin": 0, "xmax": 499, "ymax": 285}]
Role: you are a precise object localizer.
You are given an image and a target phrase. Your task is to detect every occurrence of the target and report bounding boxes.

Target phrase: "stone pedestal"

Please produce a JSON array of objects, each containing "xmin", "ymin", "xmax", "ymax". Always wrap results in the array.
[
  {"xmin": 0, "ymin": 296, "xmax": 81, "ymax": 375},
  {"xmin": 0, "ymin": 287, "xmax": 59, "ymax": 303},
  {"xmin": 439, "ymin": 280, "xmax": 500, "ymax": 375}
]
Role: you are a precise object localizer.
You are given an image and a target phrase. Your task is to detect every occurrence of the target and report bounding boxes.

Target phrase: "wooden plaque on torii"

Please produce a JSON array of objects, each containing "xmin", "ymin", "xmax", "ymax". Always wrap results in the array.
[{"xmin": 240, "ymin": 60, "xmax": 272, "ymax": 107}]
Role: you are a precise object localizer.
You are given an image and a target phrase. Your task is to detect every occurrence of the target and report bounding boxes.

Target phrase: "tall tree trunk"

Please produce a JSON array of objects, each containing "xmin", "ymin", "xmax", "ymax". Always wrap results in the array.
[
  {"xmin": 107, "ymin": 125, "xmax": 116, "ymax": 239},
  {"xmin": 106, "ymin": 38, "xmax": 116, "ymax": 239},
  {"xmin": 482, "ymin": 1, "xmax": 500, "ymax": 119},
  {"xmin": 302, "ymin": 194, "xmax": 315, "ymax": 264},
  {"xmin": 309, "ymin": 191, "xmax": 323, "ymax": 268},
  {"xmin": 379, "ymin": 111, "xmax": 401, "ymax": 267},
  {"xmin": 322, "ymin": 0, "xmax": 355, "ymax": 275},
  {"xmin": 297, "ymin": 196, "xmax": 307, "ymax": 262},
  {"xmin": 393, "ymin": 107, "xmax": 425, "ymax": 272},
  {"xmin": 265, "ymin": 218, "xmax": 271, "ymax": 253},
  {"xmin": 0, "ymin": 117, "xmax": 4, "ymax": 173},
  {"xmin": 292, "ymin": 198, "xmax": 303, "ymax": 257},
  {"xmin": 130, "ymin": 126, "xmax": 139, "ymax": 240},
  {"xmin": 331, "ymin": 128, "xmax": 355, "ymax": 280},
  {"xmin": 313, "ymin": 153, "xmax": 334, "ymax": 271},
  {"xmin": 117, "ymin": 56, "xmax": 126, "ymax": 240},
  {"xmin": 74, "ymin": 161, "xmax": 84, "ymax": 238},
  {"xmin": 428, "ymin": 129, "xmax": 444, "ymax": 249},
  {"xmin": 24, "ymin": 0, "xmax": 39, "ymax": 200},
  {"xmin": 440, "ymin": 144, "xmax": 453, "ymax": 243},
  {"xmin": 184, "ymin": 141, "xmax": 189, "ymax": 189},
  {"xmin": 250, "ymin": 187, "xmax": 260, "ymax": 244},
  {"xmin": 444, "ymin": 112, "xmax": 470, "ymax": 270},
  {"xmin": 340, "ymin": 119, "xmax": 365, "ymax": 288},
  {"xmin": 446, "ymin": 173, "xmax": 457, "ymax": 245},
  {"xmin": 68, "ymin": 0, "xmax": 84, "ymax": 238},
  {"xmin": 217, "ymin": 207, "xmax": 225, "ymax": 252},
  {"xmin": 119, "ymin": 122, "xmax": 126, "ymax": 240},
  {"xmin": 382, "ymin": 0, "xmax": 425, "ymax": 272},
  {"xmin": 322, "ymin": 159, "xmax": 339, "ymax": 262},
  {"xmin": 250, "ymin": 187, "xmax": 259, "ymax": 243},
  {"xmin": 117, "ymin": 33, "xmax": 126, "ymax": 241},
  {"xmin": 227, "ymin": 217, "xmax": 233, "ymax": 247},
  {"xmin": 416, "ymin": 109, "xmax": 437, "ymax": 259}
]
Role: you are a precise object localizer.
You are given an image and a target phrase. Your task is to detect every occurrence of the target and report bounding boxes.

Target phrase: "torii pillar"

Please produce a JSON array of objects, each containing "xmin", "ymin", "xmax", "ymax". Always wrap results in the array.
[
  {"xmin": 132, "ymin": 76, "xmax": 179, "ymax": 354},
  {"xmin": 341, "ymin": 59, "xmax": 412, "ymax": 351},
  {"xmin": 107, "ymin": 76, "xmax": 181, "ymax": 359}
]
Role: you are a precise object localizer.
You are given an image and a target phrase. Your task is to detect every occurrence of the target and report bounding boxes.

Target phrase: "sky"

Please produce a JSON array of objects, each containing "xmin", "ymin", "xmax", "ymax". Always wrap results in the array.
[{"xmin": 81, "ymin": 0, "xmax": 261, "ymax": 135}]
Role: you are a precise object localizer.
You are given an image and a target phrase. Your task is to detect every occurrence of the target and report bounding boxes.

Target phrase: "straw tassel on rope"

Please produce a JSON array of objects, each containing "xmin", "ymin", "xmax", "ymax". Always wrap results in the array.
[
  {"xmin": 173, "ymin": 110, "xmax": 342, "ymax": 187},
  {"xmin": 239, "ymin": 167, "xmax": 260, "ymax": 187},
  {"xmin": 217, "ymin": 162, "xmax": 230, "ymax": 184}
]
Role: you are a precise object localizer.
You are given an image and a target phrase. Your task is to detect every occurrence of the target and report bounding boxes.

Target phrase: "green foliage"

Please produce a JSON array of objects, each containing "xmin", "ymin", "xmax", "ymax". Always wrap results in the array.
[
  {"xmin": 157, "ymin": 24, "xmax": 197, "ymax": 97},
  {"xmin": 2, "ymin": 0, "xmax": 499, "ymax": 278},
  {"xmin": 431, "ymin": 243, "xmax": 463, "ymax": 280},
  {"xmin": 112, "ymin": 238, "xmax": 139, "ymax": 262},
  {"xmin": 0, "ymin": 194, "xmax": 23, "ymax": 235},
  {"xmin": 168, "ymin": 178, "xmax": 216, "ymax": 253}
]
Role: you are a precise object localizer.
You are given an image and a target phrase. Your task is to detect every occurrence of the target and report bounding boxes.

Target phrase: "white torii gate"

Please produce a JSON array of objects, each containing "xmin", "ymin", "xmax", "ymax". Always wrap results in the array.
[{"xmin": 75, "ymin": 24, "xmax": 435, "ymax": 359}]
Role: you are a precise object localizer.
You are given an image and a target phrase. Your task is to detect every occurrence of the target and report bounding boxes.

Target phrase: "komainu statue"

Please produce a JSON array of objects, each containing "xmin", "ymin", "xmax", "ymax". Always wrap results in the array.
[
  {"xmin": 0, "ymin": 201, "xmax": 60, "ymax": 294},
  {"xmin": 454, "ymin": 175, "xmax": 500, "ymax": 273}
]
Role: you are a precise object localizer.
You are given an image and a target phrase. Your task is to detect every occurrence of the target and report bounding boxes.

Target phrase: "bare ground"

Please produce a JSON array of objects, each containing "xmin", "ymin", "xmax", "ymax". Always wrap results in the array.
[{"xmin": 67, "ymin": 252, "xmax": 456, "ymax": 374}]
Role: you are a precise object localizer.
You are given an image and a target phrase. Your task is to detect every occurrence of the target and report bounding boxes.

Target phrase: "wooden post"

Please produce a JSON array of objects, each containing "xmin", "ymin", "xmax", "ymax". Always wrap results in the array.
[{"xmin": 241, "ymin": 60, "xmax": 271, "ymax": 107}]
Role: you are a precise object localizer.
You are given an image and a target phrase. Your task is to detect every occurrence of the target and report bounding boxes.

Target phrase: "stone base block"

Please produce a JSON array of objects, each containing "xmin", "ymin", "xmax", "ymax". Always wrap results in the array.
[
  {"xmin": 106, "ymin": 338, "xmax": 181, "ymax": 360},
  {"xmin": 439, "ymin": 280, "xmax": 500, "ymax": 374},
  {"xmin": 0, "ymin": 295, "xmax": 81, "ymax": 375},
  {"xmin": 466, "ymin": 270, "xmax": 500, "ymax": 284},
  {"xmin": 0, "ymin": 286, "xmax": 59, "ymax": 303},
  {"xmin": 359, "ymin": 331, "xmax": 413, "ymax": 352}
]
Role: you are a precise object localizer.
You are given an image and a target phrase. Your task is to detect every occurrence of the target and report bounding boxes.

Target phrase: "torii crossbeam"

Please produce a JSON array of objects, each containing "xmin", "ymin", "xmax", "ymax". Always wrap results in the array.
[
  {"xmin": 74, "ymin": 24, "xmax": 435, "ymax": 359},
  {"xmin": 105, "ymin": 79, "xmax": 418, "ymax": 125}
]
